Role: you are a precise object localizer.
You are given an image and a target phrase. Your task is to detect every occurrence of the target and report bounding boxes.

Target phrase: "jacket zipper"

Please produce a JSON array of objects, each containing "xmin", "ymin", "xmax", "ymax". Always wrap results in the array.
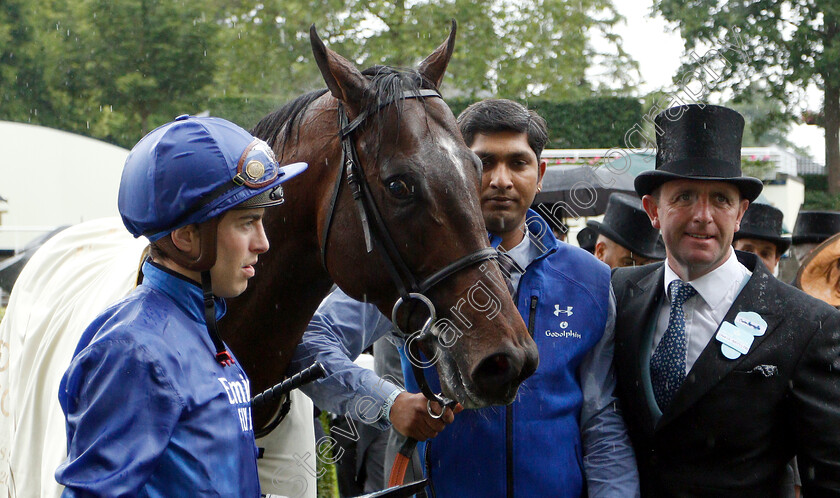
[
  {"xmin": 528, "ymin": 295, "xmax": 538, "ymax": 338},
  {"xmin": 507, "ymin": 295, "xmax": 538, "ymax": 498}
]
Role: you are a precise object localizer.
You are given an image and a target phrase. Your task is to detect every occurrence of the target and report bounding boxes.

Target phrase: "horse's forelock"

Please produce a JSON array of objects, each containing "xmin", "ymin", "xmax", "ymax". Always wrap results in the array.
[{"xmin": 358, "ymin": 66, "xmax": 438, "ymax": 159}]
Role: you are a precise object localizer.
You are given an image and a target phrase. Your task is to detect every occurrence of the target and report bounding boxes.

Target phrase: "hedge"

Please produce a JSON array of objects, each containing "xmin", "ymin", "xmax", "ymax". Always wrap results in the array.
[{"xmin": 446, "ymin": 96, "xmax": 643, "ymax": 149}]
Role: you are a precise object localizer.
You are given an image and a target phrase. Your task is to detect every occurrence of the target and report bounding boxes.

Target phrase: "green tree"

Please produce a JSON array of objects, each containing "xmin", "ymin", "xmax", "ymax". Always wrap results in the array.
[
  {"xmin": 0, "ymin": 0, "xmax": 220, "ymax": 147},
  {"xmin": 84, "ymin": 0, "xmax": 219, "ymax": 138},
  {"xmin": 209, "ymin": 0, "xmax": 637, "ymax": 103},
  {"xmin": 494, "ymin": 0, "xmax": 638, "ymax": 100},
  {"xmin": 209, "ymin": 0, "xmax": 499, "ymax": 102},
  {"xmin": 727, "ymin": 86, "xmax": 812, "ymax": 155},
  {"xmin": 653, "ymin": 0, "xmax": 840, "ymax": 192},
  {"xmin": 1, "ymin": 0, "xmax": 639, "ymax": 146},
  {"xmin": 0, "ymin": 0, "xmax": 86, "ymax": 131},
  {"xmin": 210, "ymin": 0, "xmax": 348, "ymax": 104},
  {"xmin": 0, "ymin": 0, "xmax": 42, "ymax": 121}
]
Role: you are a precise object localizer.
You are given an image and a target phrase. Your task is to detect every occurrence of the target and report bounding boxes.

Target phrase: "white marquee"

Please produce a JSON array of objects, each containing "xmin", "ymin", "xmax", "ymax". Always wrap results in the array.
[{"xmin": 0, "ymin": 121, "xmax": 129, "ymax": 252}]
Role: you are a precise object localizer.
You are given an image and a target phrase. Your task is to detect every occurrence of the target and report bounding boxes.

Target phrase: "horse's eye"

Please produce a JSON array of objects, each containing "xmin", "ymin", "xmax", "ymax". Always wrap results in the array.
[{"xmin": 388, "ymin": 178, "xmax": 414, "ymax": 200}]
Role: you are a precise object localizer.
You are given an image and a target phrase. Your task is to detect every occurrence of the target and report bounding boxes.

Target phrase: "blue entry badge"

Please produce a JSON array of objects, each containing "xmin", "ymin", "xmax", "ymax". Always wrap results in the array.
[
  {"xmin": 734, "ymin": 311, "xmax": 767, "ymax": 337},
  {"xmin": 716, "ymin": 322, "xmax": 755, "ymax": 359},
  {"xmin": 717, "ymin": 311, "xmax": 767, "ymax": 360}
]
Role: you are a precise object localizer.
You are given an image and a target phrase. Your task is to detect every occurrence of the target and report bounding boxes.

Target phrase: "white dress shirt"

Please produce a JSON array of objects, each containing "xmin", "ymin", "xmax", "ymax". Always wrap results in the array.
[{"xmin": 652, "ymin": 249, "xmax": 752, "ymax": 373}]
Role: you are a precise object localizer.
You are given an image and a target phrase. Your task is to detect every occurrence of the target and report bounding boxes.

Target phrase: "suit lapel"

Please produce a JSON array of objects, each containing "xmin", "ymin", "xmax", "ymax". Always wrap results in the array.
[
  {"xmin": 657, "ymin": 253, "xmax": 784, "ymax": 429},
  {"xmin": 618, "ymin": 264, "xmax": 665, "ymax": 437}
]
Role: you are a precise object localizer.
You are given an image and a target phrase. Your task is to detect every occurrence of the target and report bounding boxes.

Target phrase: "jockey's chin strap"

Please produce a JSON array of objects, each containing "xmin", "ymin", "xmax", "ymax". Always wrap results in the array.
[
  {"xmin": 200, "ymin": 271, "xmax": 234, "ymax": 367},
  {"xmin": 152, "ymin": 218, "xmax": 233, "ymax": 367}
]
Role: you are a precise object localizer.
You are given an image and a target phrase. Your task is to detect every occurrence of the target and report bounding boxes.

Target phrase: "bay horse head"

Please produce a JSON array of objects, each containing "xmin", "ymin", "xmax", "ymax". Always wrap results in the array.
[{"xmin": 225, "ymin": 22, "xmax": 538, "ymax": 426}]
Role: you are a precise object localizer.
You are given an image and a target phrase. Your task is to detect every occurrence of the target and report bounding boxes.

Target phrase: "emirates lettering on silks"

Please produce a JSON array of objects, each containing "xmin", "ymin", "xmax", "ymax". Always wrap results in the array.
[{"xmin": 217, "ymin": 375, "xmax": 254, "ymax": 433}]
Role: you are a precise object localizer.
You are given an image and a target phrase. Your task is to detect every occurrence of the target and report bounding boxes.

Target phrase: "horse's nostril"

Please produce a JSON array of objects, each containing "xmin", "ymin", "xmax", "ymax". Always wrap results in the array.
[
  {"xmin": 472, "ymin": 352, "xmax": 522, "ymax": 400},
  {"xmin": 493, "ymin": 354, "xmax": 509, "ymax": 372}
]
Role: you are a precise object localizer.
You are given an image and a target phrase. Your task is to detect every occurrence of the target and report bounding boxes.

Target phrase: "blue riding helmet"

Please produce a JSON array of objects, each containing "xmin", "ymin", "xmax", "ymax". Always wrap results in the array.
[{"xmin": 118, "ymin": 115, "xmax": 307, "ymax": 241}]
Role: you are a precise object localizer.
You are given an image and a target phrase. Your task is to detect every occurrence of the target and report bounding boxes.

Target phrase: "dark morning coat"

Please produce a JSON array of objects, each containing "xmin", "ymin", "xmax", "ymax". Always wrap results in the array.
[{"xmin": 612, "ymin": 251, "xmax": 840, "ymax": 497}]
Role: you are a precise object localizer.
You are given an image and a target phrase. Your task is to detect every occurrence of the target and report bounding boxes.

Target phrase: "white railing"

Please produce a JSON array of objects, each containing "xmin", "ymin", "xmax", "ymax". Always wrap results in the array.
[{"xmin": 542, "ymin": 147, "xmax": 800, "ymax": 176}]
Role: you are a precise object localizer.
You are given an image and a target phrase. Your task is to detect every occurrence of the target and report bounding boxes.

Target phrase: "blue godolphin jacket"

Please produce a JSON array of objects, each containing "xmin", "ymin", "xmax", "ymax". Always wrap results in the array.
[
  {"xmin": 401, "ymin": 210, "xmax": 611, "ymax": 497},
  {"xmin": 56, "ymin": 261, "xmax": 261, "ymax": 497}
]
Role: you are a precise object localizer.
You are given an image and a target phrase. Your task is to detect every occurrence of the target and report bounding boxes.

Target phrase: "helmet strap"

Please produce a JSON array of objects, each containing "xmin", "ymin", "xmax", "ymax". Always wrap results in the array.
[
  {"xmin": 155, "ymin": 218, "xmax": 219, "ymax": 272},
  {"xmin": 201, "ymin": 270, "xmax": 234, "ymax": 367}
]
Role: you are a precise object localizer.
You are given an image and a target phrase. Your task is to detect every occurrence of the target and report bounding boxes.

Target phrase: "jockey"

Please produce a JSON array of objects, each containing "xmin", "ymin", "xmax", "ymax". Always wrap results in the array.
[{"xmin": 55, "ymin": 115, "xmax": 306, "ymax": 496}]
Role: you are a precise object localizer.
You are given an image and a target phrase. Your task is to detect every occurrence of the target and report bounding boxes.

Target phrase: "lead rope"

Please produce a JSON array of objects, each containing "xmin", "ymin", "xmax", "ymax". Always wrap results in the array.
[
  {"xmin": 388, "ymin": 354, "xmax": 458, "ymax": 489},
  {"xmin": 201, "ymin": 271, "xmax": 234, "ymax": 366}
]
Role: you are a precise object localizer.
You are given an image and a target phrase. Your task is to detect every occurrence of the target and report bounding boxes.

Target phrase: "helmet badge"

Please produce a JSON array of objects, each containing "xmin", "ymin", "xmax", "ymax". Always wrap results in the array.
[{"xmin": 245, "ymin": 160, "xmax": 265, "ymax": 181}]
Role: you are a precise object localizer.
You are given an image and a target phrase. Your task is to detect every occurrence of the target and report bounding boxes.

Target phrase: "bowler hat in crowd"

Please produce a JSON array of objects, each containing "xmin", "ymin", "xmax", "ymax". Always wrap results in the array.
[
  {"xmin": 587, "ymin": 193, "xmax": 665, "ymax": 260},
  {"xmin": 634, "ymin": 104, "xmax": 763, "ymax": 202},
  {"xmin": 792, "ymin": 211, "xmax": 840, "ymax": 245},
  {"xmin": 576, "ymin": 226, "xmax": 597, "ymax": 254},
  {"xmin": 733, "ymin": 203, "xmax": 791, "ymax": 254}
]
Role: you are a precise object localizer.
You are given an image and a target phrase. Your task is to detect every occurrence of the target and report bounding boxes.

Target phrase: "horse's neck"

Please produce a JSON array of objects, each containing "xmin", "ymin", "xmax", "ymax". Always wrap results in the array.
[{"xmin": 221, "ymin": 127, "xmax": 341, "ymax": 427}]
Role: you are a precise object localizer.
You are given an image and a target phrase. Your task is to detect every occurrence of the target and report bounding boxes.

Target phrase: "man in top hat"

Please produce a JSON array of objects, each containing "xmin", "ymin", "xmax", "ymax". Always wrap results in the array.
[
  {"xmin": 791, "ymin": 210, "xmax": 840, "ymax": 264},
  {"xmin": 611, "ymin": 104, "xmax": 840, "ymax": 495},
  {"xmin": 732, "ymin": 202, "xmax": 791, "ymax": 275},
  {"xmin": 589, "ymin": 193, "xmax": 665, "ymax": 269}
]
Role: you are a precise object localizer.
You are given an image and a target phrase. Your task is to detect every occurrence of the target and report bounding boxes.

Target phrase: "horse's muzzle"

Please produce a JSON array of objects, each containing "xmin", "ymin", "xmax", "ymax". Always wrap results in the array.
[{"xmin": 470, "ymin": 341, "xmax": 539, "ymax": 403}]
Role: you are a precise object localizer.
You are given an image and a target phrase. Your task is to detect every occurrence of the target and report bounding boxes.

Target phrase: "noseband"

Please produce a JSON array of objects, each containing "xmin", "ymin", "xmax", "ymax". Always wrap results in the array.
[{"xmin": 320, "ymin": 88, "xmax": 499, "ymax": 408}]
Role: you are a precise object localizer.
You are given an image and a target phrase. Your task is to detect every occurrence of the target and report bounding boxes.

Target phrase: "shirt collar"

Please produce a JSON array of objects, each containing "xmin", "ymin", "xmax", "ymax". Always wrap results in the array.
[
  {"xmin": 663, "ymin": 248, "xmax": 749, "ymax": 310},
  {"xmin": 488, "ymin": 208, "xmax": 558, "ymax": 268},
  {"xmin": 505, "ymin": 232, "xmax": 532, "ymax": 274},
  {"xmin": 141, "ymin": 260, "xmax": 227, "ymax": 323}
]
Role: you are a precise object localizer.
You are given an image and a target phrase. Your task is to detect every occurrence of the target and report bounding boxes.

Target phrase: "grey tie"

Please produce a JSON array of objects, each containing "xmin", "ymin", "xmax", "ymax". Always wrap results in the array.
[
  {"xmin": 496, "ymin": 251, "xmax": 521, "ymax": 296},
  {"xmin": 650, "ymin": 279, "xmax": 697, "ymax": 411}
]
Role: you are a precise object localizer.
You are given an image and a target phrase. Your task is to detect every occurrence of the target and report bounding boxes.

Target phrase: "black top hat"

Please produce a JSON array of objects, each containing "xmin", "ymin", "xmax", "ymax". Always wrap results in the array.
[
  {"xmin": 576, "ymin": 226, "xmax": 597, "ymax": 254},
  {"xmin": 634, "ymin": 104, "xmax": 763, "ymax": 201},
  {"xmin": 732, "ymin": 202, "xmax": 790, "ymax": 254},
  {"xmin": 587, "ymin": 193, "xmax": 664, "ymax": 260},
  {"xmin": 792, "ymin": 210, "xmax": 840, "ymax": 245}
]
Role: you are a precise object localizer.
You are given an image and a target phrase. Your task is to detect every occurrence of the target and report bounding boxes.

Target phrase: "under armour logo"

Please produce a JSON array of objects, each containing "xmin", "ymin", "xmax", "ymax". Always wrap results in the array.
[{"xmin": 553, "ymin": 305, "xmax": 573, "ymax": 317}]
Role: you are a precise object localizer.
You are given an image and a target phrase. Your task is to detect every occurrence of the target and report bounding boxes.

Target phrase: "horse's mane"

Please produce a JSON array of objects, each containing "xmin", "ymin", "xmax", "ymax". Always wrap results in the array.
[
  {"xmin": 250, "ymin": 89, "xmax": 329, "ymax": 147},
  {"xmin": 251, "ymin": 65, "xmax": 437, "ymax": 155}
]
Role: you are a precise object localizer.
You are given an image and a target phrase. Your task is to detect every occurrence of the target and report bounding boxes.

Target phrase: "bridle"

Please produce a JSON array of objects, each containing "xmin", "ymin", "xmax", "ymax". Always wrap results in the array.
[{"xmin": 320, "ymin": 88, "xmax": 499, "ymax": 410}]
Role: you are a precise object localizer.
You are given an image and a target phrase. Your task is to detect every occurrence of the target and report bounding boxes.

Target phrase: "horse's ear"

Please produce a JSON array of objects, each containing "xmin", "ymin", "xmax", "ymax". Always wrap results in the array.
[
  {"xmin": 417, "ymin": 20, "xmax": 457, "ymax": 89},
  {"xmin": 310, "ymin": 25, "xmax": 367, "ymax": 107}
]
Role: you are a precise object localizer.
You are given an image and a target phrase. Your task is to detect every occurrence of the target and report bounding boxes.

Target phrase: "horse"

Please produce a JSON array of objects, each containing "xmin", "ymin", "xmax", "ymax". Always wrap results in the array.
[
  {"xmin": 0, "ymin": 22, "xmax": 539, "ymax": 497},
  {"xmin": 226, "ymin": 22, "xmax": 538, "ymax": 428}
]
